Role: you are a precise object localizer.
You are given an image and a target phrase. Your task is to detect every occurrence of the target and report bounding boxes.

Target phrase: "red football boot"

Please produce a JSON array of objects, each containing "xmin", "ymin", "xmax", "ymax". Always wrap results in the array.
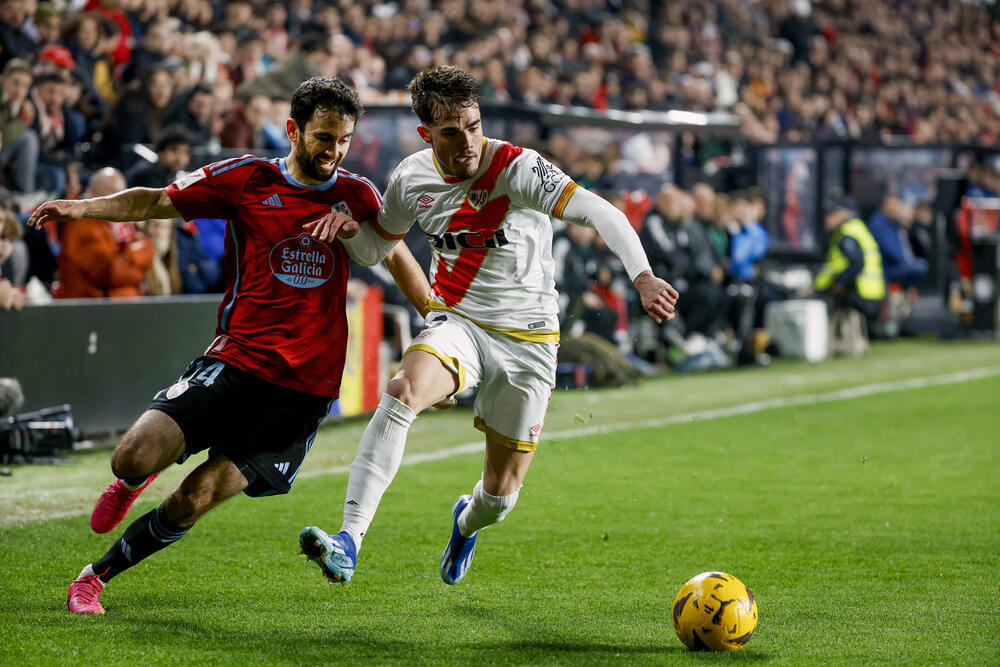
[
  {"xmin": 67, "ymin": 565, "xmax": 106, "ymax": 614},
  {"xmin": 90, "ymin": 473, "xmax": 158, "ymax": 534}
]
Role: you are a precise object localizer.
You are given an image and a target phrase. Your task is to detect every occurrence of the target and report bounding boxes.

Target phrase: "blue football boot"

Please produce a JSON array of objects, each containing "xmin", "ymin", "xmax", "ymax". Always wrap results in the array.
[
  {"xmin": 440, "ymin": 495, "xmax": 477, "ymax": 585},
  {"xmin": 299, "ymin": 526, "xmax": 357, "ymax": 585}
]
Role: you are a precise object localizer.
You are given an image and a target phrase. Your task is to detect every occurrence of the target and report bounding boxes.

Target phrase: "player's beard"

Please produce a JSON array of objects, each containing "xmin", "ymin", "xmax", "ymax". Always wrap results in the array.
[{"xmin": 294, "ymin": 138, "xmax": 337, "ymax": 182}]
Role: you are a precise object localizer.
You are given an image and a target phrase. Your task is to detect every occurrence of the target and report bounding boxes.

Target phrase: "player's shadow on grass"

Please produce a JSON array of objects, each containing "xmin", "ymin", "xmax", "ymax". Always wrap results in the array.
[
  {"xmin": 74, "ymin": 607, "xmax": 769, "ymax": 663},
  {"xmin": 459, "ymin": 638, "xmax": 770, "ymax": 661},
  {"xmin": 448, "ymin": 602, "xmax": 771, "ymax": 660}
]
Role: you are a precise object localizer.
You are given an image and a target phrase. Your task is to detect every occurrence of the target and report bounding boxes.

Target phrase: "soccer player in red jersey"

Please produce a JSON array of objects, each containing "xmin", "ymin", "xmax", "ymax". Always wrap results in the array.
[{"xmin": 27, "ymin": 77, "xmax": 430, "ymax": 614}]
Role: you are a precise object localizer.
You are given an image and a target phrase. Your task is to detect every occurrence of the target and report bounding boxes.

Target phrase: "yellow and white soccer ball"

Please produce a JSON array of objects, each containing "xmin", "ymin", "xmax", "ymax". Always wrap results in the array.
[{"xmin": 672, "ymin": 571, "xmax": 758, "ymax": 652}]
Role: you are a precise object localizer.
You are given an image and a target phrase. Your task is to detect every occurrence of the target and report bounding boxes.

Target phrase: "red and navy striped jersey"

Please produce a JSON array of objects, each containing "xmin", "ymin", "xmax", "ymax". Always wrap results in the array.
[{"xmin": 165, "ymin": 155, "xmax": 382, "ymax": 398}]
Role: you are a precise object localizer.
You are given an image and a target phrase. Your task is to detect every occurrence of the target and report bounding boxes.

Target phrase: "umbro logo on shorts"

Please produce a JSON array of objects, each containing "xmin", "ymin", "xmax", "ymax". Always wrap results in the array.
[
  {"xmin": 274, "ymin": 461, "xmax": 290, "ymax": 475},
  {"xmin": 261, "ymin": 195, "xmax": 283, "ymax": 207}
]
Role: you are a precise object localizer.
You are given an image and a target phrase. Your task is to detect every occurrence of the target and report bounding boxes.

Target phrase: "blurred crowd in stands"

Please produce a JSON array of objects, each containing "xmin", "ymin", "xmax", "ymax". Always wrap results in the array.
[
  {"xmin": 1, "ymin": 0, "xmax": 998, "ymax": 369},
  {"xmin": 3, "ymin": 0, "xmax": 999, "ymax": 198}
]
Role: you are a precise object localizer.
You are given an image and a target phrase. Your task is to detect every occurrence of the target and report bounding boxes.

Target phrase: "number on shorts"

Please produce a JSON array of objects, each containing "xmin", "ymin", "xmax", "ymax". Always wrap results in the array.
[{"xmin": 185, "ymin": 359, "xmax": 225, "ymax": 387}]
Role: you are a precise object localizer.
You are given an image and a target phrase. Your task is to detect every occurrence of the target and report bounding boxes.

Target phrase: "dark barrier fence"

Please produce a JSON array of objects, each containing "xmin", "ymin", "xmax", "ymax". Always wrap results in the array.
[{"xmin": 0, "ymin": 296, "xmax": 220, "ymax": 436}]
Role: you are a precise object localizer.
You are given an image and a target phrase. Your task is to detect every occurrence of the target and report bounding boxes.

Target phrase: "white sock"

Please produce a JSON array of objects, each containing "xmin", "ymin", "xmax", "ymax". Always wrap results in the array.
[
  {"xmin": 457, "ymin": 479, "xmax": 519, "ymax": 537},
  {"xmin": 340, "ymin": 393, "xmax": 415, "ymax": 550}
]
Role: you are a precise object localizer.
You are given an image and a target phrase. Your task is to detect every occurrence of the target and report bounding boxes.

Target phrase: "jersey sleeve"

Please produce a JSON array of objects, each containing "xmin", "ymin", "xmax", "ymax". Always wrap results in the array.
[
  {"xmin": 505, "ymin": 149, "xmax": 579, "ymax": 219},
  {"xmin": 164, "ymin": 158, "xmax": 252, "ymax": 221},
  {"xmin": 374, "ymin": 165, "xmax": 414, "ymax": 241}
]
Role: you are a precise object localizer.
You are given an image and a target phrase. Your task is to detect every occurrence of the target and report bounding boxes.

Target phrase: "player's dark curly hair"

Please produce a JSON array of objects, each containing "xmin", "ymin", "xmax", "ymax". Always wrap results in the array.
[
  {"xmin": 290, "ymin": 76, "xmax": 364, "ymax": 130},
  {"xmin": 409, "ymin": 66, "xmax": 481, "ymax": 125}
]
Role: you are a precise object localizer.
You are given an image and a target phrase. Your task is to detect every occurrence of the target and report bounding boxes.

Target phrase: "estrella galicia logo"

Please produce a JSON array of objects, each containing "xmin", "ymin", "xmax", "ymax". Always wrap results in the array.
[
  {"xmin": 530, "ymin": 157, "xmax": 566, "ymax": 193},
  {"xmin": 268, "ymin": 233, "xmax": 335, "ymax": 288}
]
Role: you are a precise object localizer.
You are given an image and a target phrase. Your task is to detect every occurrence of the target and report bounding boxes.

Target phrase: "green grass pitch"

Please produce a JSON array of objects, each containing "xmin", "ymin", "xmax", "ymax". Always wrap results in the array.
[{"xmin": 1, "ymin": 339, "xmax": 998, "ymax": 664}]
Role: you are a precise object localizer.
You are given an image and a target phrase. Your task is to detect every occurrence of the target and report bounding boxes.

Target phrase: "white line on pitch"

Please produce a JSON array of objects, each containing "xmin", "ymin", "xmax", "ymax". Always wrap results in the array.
[
  {"xmin": 6, "ymin": 366, "xmax": 996, "ymax": 524},
  {"xmin": 299, "ymin": 365, "xmax": 1000, "ymax": 480}
]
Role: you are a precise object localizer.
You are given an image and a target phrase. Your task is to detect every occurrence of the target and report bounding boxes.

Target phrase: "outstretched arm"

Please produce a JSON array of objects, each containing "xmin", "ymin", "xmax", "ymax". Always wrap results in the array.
[
  {"xmin": 561, "ymin": 187, "xmax": 679, "ymax": 323},
  {"xmin": 27, "ymin": 188, "xmax": 179, "ymax": 228},
  {"xmin": 304, "ymin": 212, "xmax": 402, "ymax": 266},
  {"xmin": 384, "ymin": 242, "xmax": 431, "ymax": 317}
]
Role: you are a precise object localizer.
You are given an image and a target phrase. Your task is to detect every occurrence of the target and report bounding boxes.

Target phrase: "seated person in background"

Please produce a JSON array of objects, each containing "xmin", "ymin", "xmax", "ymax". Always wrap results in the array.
[
  {"xmin": 0, "ymin": 58, "xmax": 38, "ymax": 193},
  {"xmin": 640, "ymin": 184, "xmax": 726, "ymax": 337},
  {"xmin": 220, "ymin": 93, "xmax": 271, "ymax": 149},
  {"xmin": 729, "ymin": 190, "xmax": 770, "ymax": 282},
  {"xmin": 56, "ymin": 167, "xmax": 153, "ymax": 298},
  {"xmin": 705, "ymin": 192, "xmax": 735, "ymax": 267},
  {"xmin": 813, "ymin": 197, "xmax": 885, "ymax": 328},
  {"xmin": 192, "ymin": 218, "xmax": 225, "ymax": 261},
  {"xmin": 725, "ymin": 191, "xmax": 770, "ymax": 353},
  {"xmin": 31, "ymin": 71, "xmax": 81, "ymax": 195},
  {"xmin": 141, "ymin": 217, "xmax": 181, "ymax": 296},
  {"xmin": 125, "ymin": 125, "xmax": 192, "ymax": 189},
  {"xmin": 691, "ymin": 182, "xmax": 717, "ymax": 243},
  {"xmin": 552, "ymin": 221, "xmax": 620, "ymax": 343},
  {"xmin": 867, "ymin": 196, "xmax": 928, "ymax": 290},
  {"xmin": 908, "ymin": 201, "xmax": 935, "ymax": 268},
  {"xmin": 163, "ymin": 84, "xmax": 215, "ymax": 147},
  {"xmin": 0, "ymin": 208, "xmax": 26, "ymax": 309},
  {"xmin": 175, "ymin": 218, "xmax": 222, "ymax": 294}
]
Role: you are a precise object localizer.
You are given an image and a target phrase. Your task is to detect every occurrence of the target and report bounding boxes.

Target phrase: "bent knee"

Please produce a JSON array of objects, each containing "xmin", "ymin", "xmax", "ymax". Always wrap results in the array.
[
  {"xmin": 111, "ymin": 435, "xmax": 158, "ymax": 480},
  {"xmin": 111, "ymin": 411, "xmax": 183, "ymax": 479},
  {"xmin": 386, "ymin": 376, "xmax": 438, "ymax": 412},
  {"xmin": 385, "ymin": 376, "xmax": 416, "ymax": 405},
  {"xmin": 386, "ymin": 360, "xmax": 457, "ymax": 412}
]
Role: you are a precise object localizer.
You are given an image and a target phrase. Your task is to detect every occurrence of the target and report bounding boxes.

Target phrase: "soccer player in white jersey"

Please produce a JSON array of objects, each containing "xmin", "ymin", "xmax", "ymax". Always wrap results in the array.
[{"xmin": 299, "ymin": 66, "xmax": 678, "ymax": 585}]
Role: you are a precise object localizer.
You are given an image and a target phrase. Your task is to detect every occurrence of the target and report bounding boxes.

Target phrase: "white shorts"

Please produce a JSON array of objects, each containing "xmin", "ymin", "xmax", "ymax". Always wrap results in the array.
[{"xmin": 406, "ymin": 310, "xmax": 557, "ymax": 451}]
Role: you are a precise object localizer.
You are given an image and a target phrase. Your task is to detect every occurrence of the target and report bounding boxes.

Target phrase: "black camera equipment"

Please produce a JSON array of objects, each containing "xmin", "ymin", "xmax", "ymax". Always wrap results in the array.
[{"xmin": 1, "ymin": 404, "xmax": 81, "ymax": 464}]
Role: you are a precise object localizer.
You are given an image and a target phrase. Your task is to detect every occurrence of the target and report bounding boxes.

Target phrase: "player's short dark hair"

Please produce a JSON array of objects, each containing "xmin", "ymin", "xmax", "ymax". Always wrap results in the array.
[
  {"xmin": 408, "ymin": 66, "xmax": 481, "ymax": 125},
  {"xmin": 290, "ymin": 76, "xmax": 363, "ymax": 130},
  {"xmin": 156, "ymin": 124, "xmax": 193, "ymax": 153}
]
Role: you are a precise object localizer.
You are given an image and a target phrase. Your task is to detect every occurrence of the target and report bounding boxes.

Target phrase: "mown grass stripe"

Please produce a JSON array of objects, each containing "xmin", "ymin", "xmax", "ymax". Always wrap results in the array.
[{"xmin": 299, "ymin": 365, "xmax": 1000, "ymax": 479}]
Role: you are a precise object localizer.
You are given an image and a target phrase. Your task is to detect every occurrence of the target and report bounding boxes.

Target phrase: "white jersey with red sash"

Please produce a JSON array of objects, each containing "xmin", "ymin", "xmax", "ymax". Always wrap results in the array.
[{"xmin": 376, "ymin": 138, "xmax": 578, "ymax": 342}]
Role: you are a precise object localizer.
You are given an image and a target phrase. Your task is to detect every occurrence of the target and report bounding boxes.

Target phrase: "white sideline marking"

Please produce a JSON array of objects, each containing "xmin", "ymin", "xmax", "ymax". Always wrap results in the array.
[
  {"xmin": 6, "ymin": 366, "xmax": 997, "ymax": 524},
  {"xmin": 300, "ymin": 365, "xmax": 1000, "ymax": 480}
]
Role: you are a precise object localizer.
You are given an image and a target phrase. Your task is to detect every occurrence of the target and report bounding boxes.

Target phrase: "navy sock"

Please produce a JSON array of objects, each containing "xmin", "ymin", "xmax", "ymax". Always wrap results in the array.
[{"xmin": 92, "ymin": 504, "xmax": 189, "ymax": 582}]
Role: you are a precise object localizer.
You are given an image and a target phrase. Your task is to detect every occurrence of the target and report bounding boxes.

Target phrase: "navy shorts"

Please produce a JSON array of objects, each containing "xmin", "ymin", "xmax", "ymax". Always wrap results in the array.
[{"xmin": 148, "ymin": 356, "xmax": 333, "ymax": 497}]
